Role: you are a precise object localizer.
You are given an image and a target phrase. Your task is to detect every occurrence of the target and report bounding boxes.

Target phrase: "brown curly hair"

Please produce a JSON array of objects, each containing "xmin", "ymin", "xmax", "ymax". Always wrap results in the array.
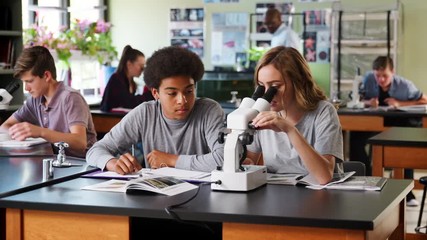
[{"xmin": 143, "ymin": 46, "xmax": 204, "ymax": 89}]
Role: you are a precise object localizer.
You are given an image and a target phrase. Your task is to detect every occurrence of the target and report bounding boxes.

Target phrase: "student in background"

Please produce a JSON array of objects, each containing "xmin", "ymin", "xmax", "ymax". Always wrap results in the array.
[
  {"xmin": 362, "ymin": 56, "xmax": 427, "ymax": 109},
  {"xmin": 245, "ymin": 46, "xmax": 343, "ymax": 185},
  {"xmin": 87, "ymin": 46, "xmax": 225, "ymax": 174},
  {"xmin": 100, "ymin": 45, "xmax": 154, "ymax": 112},
  {"xmin": 264, "ymin": 8, "xmax": 301, "ymax": 51},
  {"xmin": 0, "ymin": 46, "xmax": 97, "ymax": 158},
  {"xmin": 351, "ymin": 56, "xmax": 427, "ymax": 206}
]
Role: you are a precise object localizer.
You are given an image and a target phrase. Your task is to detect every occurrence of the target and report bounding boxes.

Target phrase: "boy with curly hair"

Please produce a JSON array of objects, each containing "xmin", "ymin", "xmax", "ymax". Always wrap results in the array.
[{"xmin": 87, "ymin": 46, "xmax": 225, "ymax": 174}]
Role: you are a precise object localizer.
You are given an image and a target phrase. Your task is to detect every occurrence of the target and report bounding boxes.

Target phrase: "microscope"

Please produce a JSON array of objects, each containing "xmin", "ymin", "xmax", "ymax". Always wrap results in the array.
[
  {"xmin": 0, "ymin": 82, "xmax": 20, "ymax": 110},
  {"xmin": 346, "ymin": 67, "xmax": 365, "ymax": 109},
  {"xmin": 211, "ymin": 86, "xmax": 277, "ymax": 191}
]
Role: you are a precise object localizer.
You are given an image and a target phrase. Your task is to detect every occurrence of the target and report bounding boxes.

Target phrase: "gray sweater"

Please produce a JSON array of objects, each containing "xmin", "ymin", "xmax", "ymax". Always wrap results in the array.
[{"xmin": 86, "ymin": 98, "xmax": 225, "ymax": 172}]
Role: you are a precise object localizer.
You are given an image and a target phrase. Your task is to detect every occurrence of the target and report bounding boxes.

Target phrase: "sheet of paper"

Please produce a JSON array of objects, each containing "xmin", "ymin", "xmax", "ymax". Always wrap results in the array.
[
  {"xmin": 90, "ymin": 170, "xmax": 141, "ymax": 179},
  {"xmin": 81, "ymin": 179, "xmax": 128, "ymax": 193},
  {"xmin": 0, "ymin": 137, "xmax": 47, "ymax": 148},
  {"xmin": 145, "ymin": 167, "xmax": 211, "ymax": 181},
  {"xmin": 82, "ymin": 168, "xmax": 211, "ymax": 183}
]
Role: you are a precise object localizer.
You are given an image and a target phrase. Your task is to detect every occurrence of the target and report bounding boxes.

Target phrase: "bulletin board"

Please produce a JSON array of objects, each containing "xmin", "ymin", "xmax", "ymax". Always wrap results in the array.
[
  {"xmin": 303, "ymin": 10, "xmax": 331, "ymax": 63},
  {"xmin": 210, "ymin": 12, "xmax": 248, "ymax": 66},
  {"xmin": 169, "ymin": 8, "xmax": 205, "ymax": 57}
]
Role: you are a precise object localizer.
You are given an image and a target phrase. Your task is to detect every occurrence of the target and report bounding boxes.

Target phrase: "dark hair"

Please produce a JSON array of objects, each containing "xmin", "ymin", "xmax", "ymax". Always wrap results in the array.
[
  {"xmin": 143, "ymin": 46, "xmax": 204, "ymax": 89},
  {"xmin": 265, "ymin": 8, "xmax": 282, "ymax": 21},
  {"xmin": 255, "ymin": 46, "xmax": 326, "ymax": 111},
  {"xmin": 14, "ymin": 46, "xmax": 56, "ymax": 79},
  {"xmin": 116, "ymin": 45, "xmax": 145, "ymax": 74},
  {"xmin": 372, "ymin": 56, "xmax": 394, "ymax": 71}
]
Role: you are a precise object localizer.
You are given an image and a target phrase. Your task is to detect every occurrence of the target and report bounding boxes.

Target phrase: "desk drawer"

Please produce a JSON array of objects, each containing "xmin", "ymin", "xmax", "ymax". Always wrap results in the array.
[{"xmin": 339, "ymin": 115, "xmax": 386, "ymax": 131}]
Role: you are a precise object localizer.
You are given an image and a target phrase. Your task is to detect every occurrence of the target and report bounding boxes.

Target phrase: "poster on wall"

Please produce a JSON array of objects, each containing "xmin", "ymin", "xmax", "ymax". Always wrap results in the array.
[
  {"xmin": 169, "ymin": 8, "xmax": 204, "ymax": 57},
  {"xmin": 211, "ymin": 12, "xmax": 248, "ymax": 66},
  {"xmin": 303, "ymin": 10, "xmax": 331, "ymax": 63},
  {"xmin": 304, "ymin": 32, "xmax": 317, "ymax": 62}
]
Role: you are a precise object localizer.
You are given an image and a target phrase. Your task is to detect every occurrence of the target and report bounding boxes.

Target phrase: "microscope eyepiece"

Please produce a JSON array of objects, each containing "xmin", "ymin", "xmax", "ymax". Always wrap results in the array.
[
  {"xmin": 262, "ymin": 87, "xmax": 278, "ymax": 103},
  {"xmin": 5, "ymin": 82, "xmax": 20, "ymax": 95},
  {"xmin": 251, "ymin": 86, "xmax": 265, "ymax": 100}
]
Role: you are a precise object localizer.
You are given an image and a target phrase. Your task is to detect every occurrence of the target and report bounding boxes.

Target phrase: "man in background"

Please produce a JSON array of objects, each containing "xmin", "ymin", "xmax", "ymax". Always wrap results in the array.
[{"xmin": 264, "ymin": 8, "xmax": 301, "ymax": 51}]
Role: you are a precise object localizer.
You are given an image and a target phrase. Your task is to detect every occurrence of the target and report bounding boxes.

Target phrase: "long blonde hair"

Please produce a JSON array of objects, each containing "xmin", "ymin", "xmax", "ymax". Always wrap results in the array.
[{"xmin": 254, "ymin": 46, "xmax": 326, "ymax": 111}]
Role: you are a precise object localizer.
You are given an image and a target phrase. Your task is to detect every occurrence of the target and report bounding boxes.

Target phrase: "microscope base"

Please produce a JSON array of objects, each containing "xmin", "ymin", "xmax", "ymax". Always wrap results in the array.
[
  {"xmin": 346, "ymin": 101, "xmax": 365, "ymax": 109},
  {"xmin": 211, "ymin": 165, "xmax": 267, "ymax": 191}
]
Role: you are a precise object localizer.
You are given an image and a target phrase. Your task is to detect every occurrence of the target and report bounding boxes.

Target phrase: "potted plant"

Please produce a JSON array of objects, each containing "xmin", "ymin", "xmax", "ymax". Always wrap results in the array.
[
  {"xmin": 246, "ymin": 46, "xmax": 268, "ymax": 70},
  {"xmin": 23, "ymin": 19, "xmax": 118, "ymax": 68}
]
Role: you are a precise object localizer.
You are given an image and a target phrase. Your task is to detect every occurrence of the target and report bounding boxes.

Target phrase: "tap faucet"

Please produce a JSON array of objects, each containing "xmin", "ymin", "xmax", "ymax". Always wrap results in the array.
[{"xmin": 52, "ymin": 142, "xmax": 71, "ymax": 167}]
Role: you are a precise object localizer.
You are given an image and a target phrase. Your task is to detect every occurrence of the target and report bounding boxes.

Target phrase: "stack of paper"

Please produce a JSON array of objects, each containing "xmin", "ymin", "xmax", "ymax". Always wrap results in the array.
[{"xmin": 0, "ymin": 137, "xmax": 47, "ymax": 148}]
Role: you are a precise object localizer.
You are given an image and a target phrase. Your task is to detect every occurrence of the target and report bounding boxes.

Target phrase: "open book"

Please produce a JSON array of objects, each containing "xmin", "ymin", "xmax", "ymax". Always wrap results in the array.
[
  {"xmin": 396, "ymin": 104, "xmax": 427, "ymax": 112},
  {"xmin": 268, "ymin": 172, "xmax": 388, "ymax": 191},
  {"xmin": 82, "ymin": 167, "xmax": 211, "ymax": 183},
  {"xmin": 0, "ymin": 137, "xmax": 47, "ymax": 148},
  {"xmin": 374, "ymin": 104, "xmax": 427, "ymax": 112},
  {"xmin": 267, "ymin": 171, "xmax": 356, "ymax": 190},
  {"xmin": 322, "ymin": 176, "xmax": 387, "ymax": 191},
  {"xmin": 81, "ymin": 176, "xmax": 198, "ymax": 196}
]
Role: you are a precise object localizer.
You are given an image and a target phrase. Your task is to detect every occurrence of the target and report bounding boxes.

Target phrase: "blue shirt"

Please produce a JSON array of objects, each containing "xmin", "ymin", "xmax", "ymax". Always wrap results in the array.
[{"xmin": 362, "ymin": 71, "xmax": 422, "ymax": 101}]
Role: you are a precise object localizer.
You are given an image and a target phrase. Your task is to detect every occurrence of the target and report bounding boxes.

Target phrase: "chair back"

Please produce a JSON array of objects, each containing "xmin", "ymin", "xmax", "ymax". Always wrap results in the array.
[{"xmin": 342, "ymin": 161, "xmax": 366, "ymax": 176}]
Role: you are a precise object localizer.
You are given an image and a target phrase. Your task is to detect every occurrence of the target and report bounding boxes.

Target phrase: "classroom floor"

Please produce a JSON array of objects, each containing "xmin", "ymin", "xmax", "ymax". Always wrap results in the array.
[
  {"xmin": 406, "ymin": 170, "xmax": 427, "ymax": 234},
  {"xmin": 407, "ymin": 189, "xmax": 425, "ymax": 234}
]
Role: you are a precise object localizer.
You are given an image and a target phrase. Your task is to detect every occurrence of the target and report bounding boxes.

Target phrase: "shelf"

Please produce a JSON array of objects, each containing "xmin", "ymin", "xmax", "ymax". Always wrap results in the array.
[
  {"xmin": 0, "ymin": 31, "xmax": 22, "ymax": 37},
  {"xmin": 332, "ymin": 79, "xmax": 355, "ymax": 84},
  {"xmin": 341, "ymin": 12, "xmax": 398, "ymax": 21},
  {"xmin": 249, "ymin": 33, "xmax": 272, "ymax": 41},
  {"xmin": 337, "ymin": 46, "xmax": 393, "ymax": 55},
  {"xmin": 27, "ymin": 4, "xmax": 106, "ymax": 12},
  {"xmin": 332, "ymin": 39, "xmax": 394, "ymax": 47},
  {"xmin": 28, "ymin": 5, "xmax": 67, "ymax": 12},
  {"xmin": 0, "ymin": 0, "xmax": 24, "ymax": 106},
  {"xmin": 329, "ymin": 2, "xmax": 401, "ymax": 98}
]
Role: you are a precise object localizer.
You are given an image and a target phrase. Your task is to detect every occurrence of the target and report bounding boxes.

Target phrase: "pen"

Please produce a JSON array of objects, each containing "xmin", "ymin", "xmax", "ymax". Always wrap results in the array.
[{"xmin": 131, "ymin": 144, "xmax": 135, "ymax": 156}]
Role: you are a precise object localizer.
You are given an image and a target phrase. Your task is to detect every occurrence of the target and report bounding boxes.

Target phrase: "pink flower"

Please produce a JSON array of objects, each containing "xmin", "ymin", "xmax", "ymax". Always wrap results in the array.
[
  {"xmin": 24, "ymin": 19, "xmax": 117, "ymax": 66},
  {"xmin": 77, "ymin": 19, "xmax": 91, "ymax": 32},
  {"xmin": 95, "ymin": 20, "xmax": 111, "ymax": 33}
]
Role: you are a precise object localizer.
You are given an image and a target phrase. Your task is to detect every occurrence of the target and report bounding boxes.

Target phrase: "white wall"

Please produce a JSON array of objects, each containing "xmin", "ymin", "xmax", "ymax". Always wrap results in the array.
[{"xmin": 108, "ymin": 0, "xmax": 427, "ymax": 92}]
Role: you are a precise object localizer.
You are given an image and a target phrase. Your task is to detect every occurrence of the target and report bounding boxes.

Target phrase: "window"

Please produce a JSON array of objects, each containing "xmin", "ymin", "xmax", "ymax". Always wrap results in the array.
[
  {"xmin": 22, "ymin": 0, "xmax": 108, "ymax": 103},
  {"xmin": 23, "ymin": 0, "xmax": 106, "ymax": 30}
]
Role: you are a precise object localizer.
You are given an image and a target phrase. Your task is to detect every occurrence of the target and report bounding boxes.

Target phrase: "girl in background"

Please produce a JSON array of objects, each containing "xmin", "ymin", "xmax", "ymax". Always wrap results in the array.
[{"xmin": 100, "ymin": 45, "xmax": 154, "ymax": 112}]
